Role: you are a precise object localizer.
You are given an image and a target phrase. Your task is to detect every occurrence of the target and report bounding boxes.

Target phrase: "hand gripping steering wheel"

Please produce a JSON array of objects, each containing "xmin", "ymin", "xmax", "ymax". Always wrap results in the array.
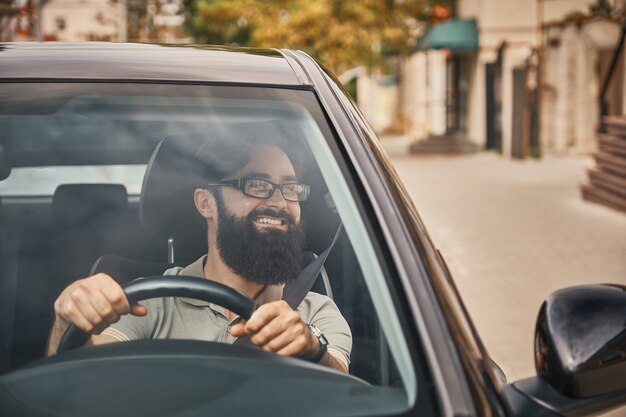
[{"xmin": 57, "ymin": 275, "xmax": 257, "ymax": 353}]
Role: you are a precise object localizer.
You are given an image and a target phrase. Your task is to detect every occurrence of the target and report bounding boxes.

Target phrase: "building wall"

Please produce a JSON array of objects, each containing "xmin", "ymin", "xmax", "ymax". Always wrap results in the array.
[
  {"xmin": 401, "ymin": 53, "xmax": 429, "ymax": 139},
  {"xmin": 466, "ymin": 50, "xmax": 493, "ymax": 148},
  {"xmin": 362, "ymin": 50, "xmax": 447, "ymax": 137},
  {"xmin": 360, "ymin": 0, "xmax": 623, "ymax": 155},
  {"xmin": 39, "ymin": 0, "xmax": 183, "ymax": 42},
  {"xmin": 542, "ymin": 20, "xmax": 620, "ymax": 154},
  {"xmin": 356, "ymin": 74, "xmax": 399, "ymax": 134},
  {"xmin": 461, "ymin": 0, "xmax": 538, "ymax": 153},
  {"xmin": 427, "ymin": 50, "xmax": 447, "ymax": 136},
  {"xmin": 458, "ymin": 0, "xmax": 621, "ymax": 156},
  {"xmin": 460, "ymin": 0, "xmax": 536, "ymax": 47},
  {"xmin": 460, "ymin": 0, "xmax": 597, "ymax": 46},
  {"xmin": 397, "ymin": 50, "xmax": 447, "ymax": 139},
  {"xmin": 42, "ymin": 0, "xmax": 118, "ymax": 41},
  {"xmin": 500, "ymin": 46, "xmax": 533, "ymax": 156}
]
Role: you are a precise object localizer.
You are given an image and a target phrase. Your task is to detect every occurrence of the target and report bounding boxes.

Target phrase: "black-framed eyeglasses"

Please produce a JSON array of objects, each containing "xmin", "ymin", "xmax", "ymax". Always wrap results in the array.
[{"xmin": 206, "ymin": 178, "xmax": 310, "ymax": 202}]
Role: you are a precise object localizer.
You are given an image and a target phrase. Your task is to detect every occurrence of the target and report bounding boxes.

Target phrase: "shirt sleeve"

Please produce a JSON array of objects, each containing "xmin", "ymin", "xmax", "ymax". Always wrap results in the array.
[
  {"xmin": 101, "ymin": 298, "xmax": 161, "ymax": 341},
  {"xmin": 297, "ymin": 292, "xmax": 352, "ymax": 368},
  {"xmin": 100, "ymin": 265, "xmax": 184, "ymax": 341}
]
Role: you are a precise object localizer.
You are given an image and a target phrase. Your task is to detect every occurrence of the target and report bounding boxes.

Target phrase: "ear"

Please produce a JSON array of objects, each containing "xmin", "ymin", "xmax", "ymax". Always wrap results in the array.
[{"xmin": 193, "ymin": 188, "xmax": 216, "ymax": 220}]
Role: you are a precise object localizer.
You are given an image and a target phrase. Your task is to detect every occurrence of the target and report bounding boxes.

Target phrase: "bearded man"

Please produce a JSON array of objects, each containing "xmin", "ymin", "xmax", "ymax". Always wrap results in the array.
[{"xmin": 46, "ymin": 132, "xmax": 352, "ymax": 373}]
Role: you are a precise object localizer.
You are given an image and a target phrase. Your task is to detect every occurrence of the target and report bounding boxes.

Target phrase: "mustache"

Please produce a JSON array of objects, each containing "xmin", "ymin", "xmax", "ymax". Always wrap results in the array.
[{"xmin": 247, "ymin": 208, "xmax": 296, "ymax": 225}]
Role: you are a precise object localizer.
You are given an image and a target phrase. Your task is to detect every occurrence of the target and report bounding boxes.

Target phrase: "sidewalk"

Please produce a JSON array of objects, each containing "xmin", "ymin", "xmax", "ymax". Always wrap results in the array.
[{"xmin": 386, "ymin": 149, "xmax": 626, "ymax": 387}]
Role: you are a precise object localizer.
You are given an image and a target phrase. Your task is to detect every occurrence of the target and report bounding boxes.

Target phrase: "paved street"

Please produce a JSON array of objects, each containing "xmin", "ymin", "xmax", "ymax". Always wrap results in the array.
[{"xmin": 387, "ymin": 147, "xmax": 626, "ymax": 388}]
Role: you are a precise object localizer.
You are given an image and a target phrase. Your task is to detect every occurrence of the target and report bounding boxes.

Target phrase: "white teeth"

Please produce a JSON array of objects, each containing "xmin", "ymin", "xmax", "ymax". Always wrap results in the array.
[{"xmin": 257, "ymin": 217, "xmax": 281, "ymax": 225}]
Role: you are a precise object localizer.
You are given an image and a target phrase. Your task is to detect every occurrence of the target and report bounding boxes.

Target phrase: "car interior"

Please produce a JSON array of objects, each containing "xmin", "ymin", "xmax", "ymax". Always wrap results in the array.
[{"xmin": 0, "ymin": 83, "xmax": 401, "ymax": 392}]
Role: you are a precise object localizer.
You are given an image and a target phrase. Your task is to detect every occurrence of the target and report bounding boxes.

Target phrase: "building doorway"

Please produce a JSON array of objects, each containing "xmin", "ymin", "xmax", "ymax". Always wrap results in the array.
[
  {"xmin": 485, "ymin": 62, "xmax": 502, "ymax": 151},
  {"xmin": 446, "ymin": 55, "xmax": 470, "ymax": 134}
]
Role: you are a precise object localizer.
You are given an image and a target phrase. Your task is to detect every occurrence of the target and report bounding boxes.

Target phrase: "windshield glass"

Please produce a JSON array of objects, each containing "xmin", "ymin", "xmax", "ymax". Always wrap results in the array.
[{"xmin": 0, "ymin": 82, "xmax": 415, "ymax": 414}]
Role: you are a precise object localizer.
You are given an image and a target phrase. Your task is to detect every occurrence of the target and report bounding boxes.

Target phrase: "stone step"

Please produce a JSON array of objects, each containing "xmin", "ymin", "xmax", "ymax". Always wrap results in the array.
[
  {"xmin": 583, "ymin": 118, "xmax": 626, "ymax": 214},
  {"xmin": 409, "ymin": 135, "xmax": 481, "ymax": 155},
  {"xmin": 588, "ymin": 168, "xmax": 626, "ymax": 198},
  {"xmin": 594, "ymin": 152, "xmax": 626, "ymax": 178},
  {"xmin": 599, "ymin": 133, "xmax": 626, "ymax": 158},
  {"xmin": 581, "ymin": 183, "xmax": 626, "ymax": 213},
  {"xmin": 603, "ymin": 116, "xmax": 626, "ymax": 135}
]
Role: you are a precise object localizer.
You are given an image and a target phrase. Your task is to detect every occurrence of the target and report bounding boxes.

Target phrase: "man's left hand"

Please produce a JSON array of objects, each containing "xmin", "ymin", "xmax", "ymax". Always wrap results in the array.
[{"xmin": 229, "ymin": 300, "xmax": 320, "ymax": 359}]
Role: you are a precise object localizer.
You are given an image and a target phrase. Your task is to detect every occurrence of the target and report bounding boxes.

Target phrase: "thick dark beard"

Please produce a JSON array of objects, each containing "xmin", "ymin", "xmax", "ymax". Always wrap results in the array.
[{"xmin": 214, "ymin": 194, "xmax": 305, "ymax": 286}]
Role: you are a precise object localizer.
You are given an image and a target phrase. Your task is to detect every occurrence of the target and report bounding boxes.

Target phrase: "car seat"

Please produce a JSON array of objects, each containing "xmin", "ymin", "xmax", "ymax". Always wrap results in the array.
[{"xmin": 10, "ymin": 184, "xmax": 132, "ymax": 369}]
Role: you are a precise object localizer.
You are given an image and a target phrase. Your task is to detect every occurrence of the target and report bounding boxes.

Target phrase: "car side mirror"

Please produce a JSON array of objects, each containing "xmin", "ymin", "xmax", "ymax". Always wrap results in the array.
[
  {"xmin": 534, "ymin": 284, "xmax": 626, "ymax": 398},
  {"xmin": 0, "ymin": 142, "xmax": 11, "ymax": 180}
]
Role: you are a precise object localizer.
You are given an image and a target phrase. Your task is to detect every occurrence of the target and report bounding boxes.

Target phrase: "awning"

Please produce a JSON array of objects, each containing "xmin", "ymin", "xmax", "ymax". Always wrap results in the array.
[{"xmin": 419, "ymin": 18, "xmax": 479, "ymax": 52}]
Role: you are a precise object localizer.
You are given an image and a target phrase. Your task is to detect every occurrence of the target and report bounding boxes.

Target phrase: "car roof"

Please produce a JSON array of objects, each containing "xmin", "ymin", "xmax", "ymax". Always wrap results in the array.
[{"xmin": 0, "ymin": 42, "xmax": 310, "ymax": 86}]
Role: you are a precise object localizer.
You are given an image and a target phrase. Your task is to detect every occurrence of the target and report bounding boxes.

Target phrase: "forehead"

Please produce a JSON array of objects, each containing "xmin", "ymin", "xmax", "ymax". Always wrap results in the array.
[{"xmin": 233, "ymin": 145, "xmax": 297, "ymax": 181}]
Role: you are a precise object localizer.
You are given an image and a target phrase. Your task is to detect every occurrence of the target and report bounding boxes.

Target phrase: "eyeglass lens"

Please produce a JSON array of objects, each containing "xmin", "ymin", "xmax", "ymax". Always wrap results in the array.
[{"xmin": 244, "ymin": 179, "xmax": 307, "ymax": 201}]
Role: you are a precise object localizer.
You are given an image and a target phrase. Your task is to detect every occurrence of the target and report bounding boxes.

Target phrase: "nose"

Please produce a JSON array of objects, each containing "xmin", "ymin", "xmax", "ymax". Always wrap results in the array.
[{"xmin": 265, "ymin": 186, "xmax": 288, "ymax": 210}]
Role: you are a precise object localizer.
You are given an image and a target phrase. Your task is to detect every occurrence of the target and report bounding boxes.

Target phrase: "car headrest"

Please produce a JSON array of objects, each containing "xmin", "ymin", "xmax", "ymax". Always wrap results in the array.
[
  {"xmin": 139, "ymin": 122, "xmax": 327, "ymax": 260},
  {"xmin": 52, "ymin": 184, "xmax": 128, "ymax": 228},
  {"xmin": 140, "ymin": 135, "xmax": 207, "ymax": 259}
]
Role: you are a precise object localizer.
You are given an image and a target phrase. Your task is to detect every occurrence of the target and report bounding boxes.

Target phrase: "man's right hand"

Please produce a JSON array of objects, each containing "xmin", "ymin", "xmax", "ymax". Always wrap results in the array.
[{"xmin": 47, "ymin": 273, "xmax": 147, "ymax": 355}]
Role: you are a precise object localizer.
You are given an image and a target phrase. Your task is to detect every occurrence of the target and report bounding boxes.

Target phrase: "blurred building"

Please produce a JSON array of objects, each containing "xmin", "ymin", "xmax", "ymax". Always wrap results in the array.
[
  {"xmin": 41, "ymin": 0, "xmax": 117, "ymax": 41},
  {"xmin": 0, "ymin": 0, "xmax": 18, "ymax": 41},
  {"xmin": 0, "ymin": 0, "xmax": 184, "ymax": 41},
  {"xmin": 541, "ymin": 15, "xmax": 621, "ymax": 154},
  {"xmin": 360, "ymin": 0, "xmax": 626, "ymax": 160}
]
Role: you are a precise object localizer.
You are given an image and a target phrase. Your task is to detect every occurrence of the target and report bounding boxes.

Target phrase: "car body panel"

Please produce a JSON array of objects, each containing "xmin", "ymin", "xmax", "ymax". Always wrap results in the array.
[{"xmin": 0, "ymin": 43, "xmax": 303, "ymax": 86}]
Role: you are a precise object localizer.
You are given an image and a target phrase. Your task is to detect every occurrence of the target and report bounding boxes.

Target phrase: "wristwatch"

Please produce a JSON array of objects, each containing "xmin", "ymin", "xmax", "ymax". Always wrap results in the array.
[{"xmin": 307, "ymin": 324, "xmax": 328, "ymax": 363}]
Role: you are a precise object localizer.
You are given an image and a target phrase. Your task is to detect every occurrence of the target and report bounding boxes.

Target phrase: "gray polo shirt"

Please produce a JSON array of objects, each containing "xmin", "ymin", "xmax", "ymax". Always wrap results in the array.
[{"xmin": 102, "ymin": 256, "xmax": 352, "ymax": 368}]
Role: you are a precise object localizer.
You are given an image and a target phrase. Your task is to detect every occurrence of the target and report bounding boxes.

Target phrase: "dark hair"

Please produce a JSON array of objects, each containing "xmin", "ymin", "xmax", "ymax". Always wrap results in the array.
[{"xmin": 193, "ymin": 121, "xmax": 304, "ymax": 187}]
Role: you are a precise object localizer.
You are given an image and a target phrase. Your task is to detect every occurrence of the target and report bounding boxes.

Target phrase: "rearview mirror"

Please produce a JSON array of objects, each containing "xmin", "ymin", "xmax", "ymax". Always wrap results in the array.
[{"xmin": 534, "ymin": 284, "xmax": 626, "ymax": 398}]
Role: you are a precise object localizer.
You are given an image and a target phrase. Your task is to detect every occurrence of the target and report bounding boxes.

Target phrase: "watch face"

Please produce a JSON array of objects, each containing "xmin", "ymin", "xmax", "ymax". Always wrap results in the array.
[{"xmin": 309, "ymin": 324, "xmax": 328, "ymax": 346}]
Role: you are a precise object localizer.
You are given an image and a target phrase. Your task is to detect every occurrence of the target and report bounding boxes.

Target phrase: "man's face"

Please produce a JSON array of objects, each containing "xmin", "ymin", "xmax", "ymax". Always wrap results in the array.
[
  {"xmin": 218, "ymin": 145, "xmax": 302, "ymax": 229},
  {"xmin": 212, "ymin": 145, "xmax": 305, "ymax": 286}
]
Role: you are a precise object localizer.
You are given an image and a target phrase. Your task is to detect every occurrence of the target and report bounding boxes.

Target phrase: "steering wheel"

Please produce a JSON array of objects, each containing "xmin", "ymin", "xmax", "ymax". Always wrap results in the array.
[{"xmin": 57, "ymin": 275, "xmax": 257, "ymax": 353}]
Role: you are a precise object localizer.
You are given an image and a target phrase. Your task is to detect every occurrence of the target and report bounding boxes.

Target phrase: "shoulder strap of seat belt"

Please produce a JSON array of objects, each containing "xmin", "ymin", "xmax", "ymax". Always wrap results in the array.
[{"xmin": 282, "ymin": 222, "xmax": 343, "ymax": 310}]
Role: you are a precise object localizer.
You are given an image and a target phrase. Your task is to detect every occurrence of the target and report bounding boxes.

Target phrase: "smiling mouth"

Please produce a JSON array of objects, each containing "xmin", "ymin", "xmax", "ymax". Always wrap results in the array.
[{"xmin": 254, "ymin": 216, "xmax": 288, "ymax": 229}]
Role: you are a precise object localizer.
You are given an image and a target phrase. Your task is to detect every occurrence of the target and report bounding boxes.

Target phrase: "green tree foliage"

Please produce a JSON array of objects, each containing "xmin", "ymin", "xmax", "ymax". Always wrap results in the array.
[
  {"xmin": 588, "ymin": 0, "xmax": 613, "ymax": 16},
  {"xmin": 183, "ymin": 0, "xmax": 432, "ymax": 74}
]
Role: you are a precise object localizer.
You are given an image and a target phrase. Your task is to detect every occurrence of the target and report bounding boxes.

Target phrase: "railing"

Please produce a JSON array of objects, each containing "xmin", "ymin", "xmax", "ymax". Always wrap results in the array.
[
  {"xmin": 599, "ymin": 22, "xmax": 626, "ymax": 118},
  {"xmin": 583, "ymin": 21, "xmax": 626, "ymax": 214}
]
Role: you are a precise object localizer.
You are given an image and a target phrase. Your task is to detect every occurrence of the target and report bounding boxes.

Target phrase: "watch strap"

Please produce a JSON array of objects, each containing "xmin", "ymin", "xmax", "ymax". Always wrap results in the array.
[{"xmin": 307, "ymin": 324, "xmax": 328, "ymax": 363}]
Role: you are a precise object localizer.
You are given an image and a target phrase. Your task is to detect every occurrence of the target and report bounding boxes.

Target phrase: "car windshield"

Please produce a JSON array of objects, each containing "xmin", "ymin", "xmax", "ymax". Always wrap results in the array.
[{"xmin": 0, "ymin": 82, "xmax": 417, "ymax": 415}]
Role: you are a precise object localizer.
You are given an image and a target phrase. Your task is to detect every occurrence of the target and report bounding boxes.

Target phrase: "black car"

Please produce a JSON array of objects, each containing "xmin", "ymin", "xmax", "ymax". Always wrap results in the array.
[{"xmin": 0, "ymin": 42, "xmax": 624, "ymax": 417}]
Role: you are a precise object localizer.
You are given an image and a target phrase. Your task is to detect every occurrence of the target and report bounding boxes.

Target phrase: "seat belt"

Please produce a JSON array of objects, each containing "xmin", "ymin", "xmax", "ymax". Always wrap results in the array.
[
  {"xmin": 282, "ymin": 222, "xmax": 343, "ymax": 309},
  {"xmin": 233, "ymin": 223, "xmax": 342, "ymax": 346}
]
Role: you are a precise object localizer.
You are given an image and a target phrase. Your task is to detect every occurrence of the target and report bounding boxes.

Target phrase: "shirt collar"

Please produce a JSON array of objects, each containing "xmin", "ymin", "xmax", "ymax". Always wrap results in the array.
[{"xmin": 179, "ymin": 255, "xmax": 283, "ymax": 308}]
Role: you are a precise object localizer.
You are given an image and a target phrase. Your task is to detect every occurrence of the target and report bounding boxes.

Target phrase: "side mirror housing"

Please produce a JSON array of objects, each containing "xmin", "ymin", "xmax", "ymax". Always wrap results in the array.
[{"xmin": 535, "ymin": 284, "xmax": 626, "ymax": 398}]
